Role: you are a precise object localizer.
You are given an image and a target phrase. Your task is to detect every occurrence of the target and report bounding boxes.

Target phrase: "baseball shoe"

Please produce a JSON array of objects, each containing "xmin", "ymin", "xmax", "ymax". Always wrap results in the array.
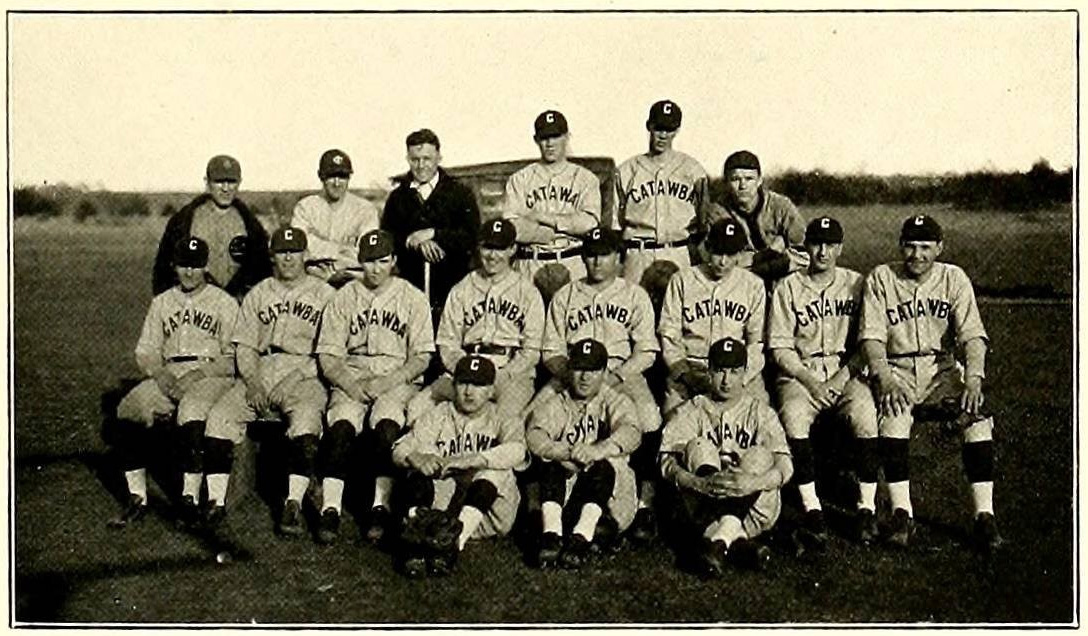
[
  {"xmin": 696, "ymin": 538, "xmax": 729, "ymax": 579},
  {"xmin": 559, "ymin": 534, "xmax": 592, "ymax": 570},
  {"xmin": 365, "ymin": 506, "xmax": 391, "ymax": 544},
  {"xmin": 177, "ymin": 495, "xmax": 200, "ymax": 530},
  {"xmin": 427, "ymin": 547, "xmax": 459, "ymax": 577},
  {"xmin": 537, "ymin": 532, "xmax": 562, "ymax": 568},
  {"xmin": 316, "ymin": 508, "xmax": 341, "ymax": 545},
  {"xmin": 107, "ymin": 494, "xmax": 147, "ymax": 529},
  {"xmin": 278, "ymin": 500, "xmax": 305, "ymax": 538},
  {"xmin": 400, "ymin": 551, "xmax": 428, "ymax": 579},
  {"xmin": 856, "ymin": 508, "xmax": 879, "ymax": 545},
  {"xmin": 728, "ymin": 538, "xmax": 771, "ymax": 571},
  {"xmin": 628, "ymin": 508, "xmax": 657, "ymax": 544},
  {"xmin": 972, "ymin": 512, "xmax": 1004, "ymax": 555},
  {"xmin": 202, "ymin": 502, "xmax": 227, "ymax": 531},
  {"xmin": 796, "ymin": 509, "xmax": 829, "ymax": 552},
  {"xmin": 593, "ymin": 516, "xmax": 623, "ymax": 556},
  {"xmin": 886, "ymin": 508, "xmax": 914, "ymax": 548}
]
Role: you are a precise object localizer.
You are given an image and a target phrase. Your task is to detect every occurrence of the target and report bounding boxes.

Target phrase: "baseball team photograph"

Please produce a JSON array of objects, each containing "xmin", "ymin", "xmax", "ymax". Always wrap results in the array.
[{"xmin": 9, "ymin": 7, "xmax": 1077, "ymax": 627}]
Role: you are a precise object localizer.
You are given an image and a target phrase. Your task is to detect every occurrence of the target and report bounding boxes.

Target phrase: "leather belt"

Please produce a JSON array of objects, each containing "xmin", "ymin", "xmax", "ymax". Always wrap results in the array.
[
  {"xmin": 516, "ymin": 246, "xmax": 581, "ymax": 261},
  {"xmin": 887, "ymin": 351, "xmax": 938, "ymax": 359},
  {"xmin": 466, "ymin": 343, "xmax": 517, "ymax": 356},
  {"xmin": 262, "ymin": 345, "xmax": 312, "ymax": 357},
  {"xmin": 167, "ymin": 355, "xmax": 209, "ymax": 363},
  {"xmin": 624, "ymin": 236, "xmax": 691, "ymax": 250}
]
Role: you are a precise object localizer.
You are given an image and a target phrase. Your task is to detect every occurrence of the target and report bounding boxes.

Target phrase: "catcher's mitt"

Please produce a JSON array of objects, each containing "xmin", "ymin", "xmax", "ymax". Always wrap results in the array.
[{"xmin": 401, "ymin": 508, "xmax": 464, "ymax": 554}]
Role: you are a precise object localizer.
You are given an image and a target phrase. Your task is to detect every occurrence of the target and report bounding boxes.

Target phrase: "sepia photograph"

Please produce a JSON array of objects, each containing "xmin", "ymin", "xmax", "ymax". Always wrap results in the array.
[{"xmin": 8, "ymin": 5, "xmax": 1077, "ymax": 626}]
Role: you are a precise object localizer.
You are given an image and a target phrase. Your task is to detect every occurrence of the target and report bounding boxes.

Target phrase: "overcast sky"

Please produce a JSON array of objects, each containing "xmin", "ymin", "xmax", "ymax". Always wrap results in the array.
[{"xmin": 9, "ymin": 10, "xmax": 1076, "ymax": 191}]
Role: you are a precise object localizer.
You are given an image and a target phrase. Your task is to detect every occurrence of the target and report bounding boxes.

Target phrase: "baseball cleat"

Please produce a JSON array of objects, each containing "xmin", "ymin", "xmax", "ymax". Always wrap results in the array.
[
  {"xmin": 887, "ymin": 508, "xmax": 914, "ymax": 548},
  {"xmin": 628, "ymin": 508, "xmax": 657, "ymax": 544},
  {"xmin": 559, "ymin": 534, "xmax": 592, "ymax": 570},
  {"xmin": 427, "ymin": 547, "xmax": 459, "ymax": 577},
  {"xmin": 696, "ymin": 538, "xmax": 729, "ymax": 579},
  {"xmin": 537, "ymin": 531, "xmax": 563, "ymax": 568},
  {"xmin": 972, "ymin": 512, "xmax": 1004, "ymax": 555},
  {"xmin": 278, "ymin": 499, "xmax": 305, "ymax": 538},
  {"xmin": 728, "ymin": 538, "xmax": 771, "ymax": 571},
  {"xmin": 400, "ymin": 553, "xmax": 428, "ymax": 579},
  {"xmin": 202, "ymin": 503, "xmax": 227, "ymax": 531},
  {"xmin": 316, "ymin": 508, "xmax": 341, "ymax": 545},
  {"xmin": 107, "ymin": 494, "xmax": 147, "ymax": 529},
  {"xmin": 856, "ymin": 508, "xmax": 879, "ymax": 545},
  {"xmin": 365, "ymin": 506, "xmax": 391, "ymax": 544},
  {"xmin": 177, "ymin": 495, "xmax": 201, "ymax": 530},
  {"xmin": 797, "ymin": 509, "xmax": 829, "ymax": 551}
]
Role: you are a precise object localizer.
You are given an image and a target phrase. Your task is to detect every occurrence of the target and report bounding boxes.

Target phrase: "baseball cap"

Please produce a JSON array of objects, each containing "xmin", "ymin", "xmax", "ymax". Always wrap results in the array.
[
  {"xmin": 582, "ymin": 226, "xmax": 623, "ymax": 257},
  {"xmin": 318, "ymin": 149, "xmax": 353, "ymax": 179},
  {"xmin": 454, "ymin": 355, "xmax": 496, "ymax": 386},
  {"xmin": 173, "ymin": 237, "xmax": 209, "ymax": 268},
  {"xmin": 479, "ymin": 219, "xmax": 517, "ymax": 249},
  {"xmin": 270, "ymin": 226, "xmax": 308, "ymax": 252},
  {"xmin": 206, "ymin": 155, "xmax": 241, "ymax": 182},
  {"xmin": 534, "ymin": 110, "xmax": 569, "ymax": 140},
  {"xmin": 723, "ymin": 150, "xmax": 761, "ymax": 174},
  {"xmin": 568, "ymin": 338, "xmax": 608, "ymax": 372},
  {"xmin": 708, "ymin": 337, "xmax": 747, "ymax": 370},
  {"xmin": 647, "ymin": 100, "xmax": 682, "ymax": 131},
  {"xmin": 358, "ymin": 229, "xmax": 395, "ymax": 262},
  {"xmin": 805, "ymin": 216, "xmax": 844, "ymax": 244},
  {"xmin": 705, "ymin": 219, "xmax": 748, "ymax": 256},
  {"xmin": 900, "ymin": 214, "xmax": 943, "ymax": 243}
]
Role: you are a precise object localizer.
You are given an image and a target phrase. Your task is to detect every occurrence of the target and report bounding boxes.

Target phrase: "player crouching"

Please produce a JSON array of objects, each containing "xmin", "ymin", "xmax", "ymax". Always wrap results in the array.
[
  {"xmin": 659, "ymin": 338, "xmax": 793, "ymax": 577},
  {"xmin": 391, "ymin": 356, "xmax": 528, "ymax": 578},
  {"xmin": 526, "ymin": 339, "xmax": 642, "ymax": 569}
]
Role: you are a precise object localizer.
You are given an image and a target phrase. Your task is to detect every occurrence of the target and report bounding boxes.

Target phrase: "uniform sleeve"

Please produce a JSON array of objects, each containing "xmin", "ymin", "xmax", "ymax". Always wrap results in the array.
[
  {"xmin": 602, "ymin": 390, "xmax": 642, "ymax": 455},
  {"xmin": 691, "ymin": 167, "xmax": 711, "ymax": 233},
  {"xmin": 315, "ymin": 289, "xmax": 350, "ymax": 357},
  {"xmin": 407, "ymin": 287, "xmax": 437, "ymax": 356},
  {"xmin": 950, "ymin": 267, "xmax": 988, "ymax": 345},
  {"xmin": 780, "ymin": 197, "xmax": 806, "ymax": 251},
  {"xmin": 217, "ymin": 294, "xmax": 240, "ymax": 357},
  {"xmin": 859, "ymin": 269, "xmax": 889, "ymax": 343},
  {"xmin": 659, "ymin": 403, "xmax": 702, "ymax": 456},
  {"xmin": 525, "ymin": 395, "xmax": 570, "ymax": 459},
  {"xmin": 521, "ymin": 285, "xmax": 546, "ymax": 352},
  {"xmin": 766, "ymin": 279, "xmax": 796, "ymax": 351},
  {"xmin": 744, "ymin": 277, "xmax": 766, "ymax": 375},
  {"xmin": 435, "ymin": 283, "xmax": 466, "ymax": 371},
  {"xmin": 553, "ymin": 170, "xmax": 601, "ymax": 235},
  {"xmin": 291, "ymin": 198, "xmax": 341, "ymax": 262},
  {"xmin": 481, "ymin": 408, "xmax": 529, "ymax": 470},
  {"xmin": 232, "ymin": 287, "xmax": 264, "ymax": 350},
  {"xmin": 756, "ymin": 403, "xmax": 790, "ymax": 457},
  {"xmin": 611, "ymin": 167, "xmax": 625, "ymax": 231},
  {"xmin": 542, "ymin": 287, "xmax": 570, "ymax": 358},
  {"xmin": 134, "ymin": 295, "xmax": 166, "ymax": 376},
  {"xmin": 658, "ymin": 273, "xmax": 686, "ymax": 367},
  {"xmin": 392, "ymin": 409, "xmax": 443, "ymax": 466}
]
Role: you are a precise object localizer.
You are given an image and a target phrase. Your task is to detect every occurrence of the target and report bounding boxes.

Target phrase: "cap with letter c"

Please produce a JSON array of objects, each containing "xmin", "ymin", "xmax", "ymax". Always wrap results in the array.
[
  {"xmin": 805, "ymin": 216, "xmax": 844, "ymax": 244},
  {"xmin": 900, "ymin": 214, "xmax": 943, "ymax": 243},
  {"xmin": 705, "ymin": 218, "xmax": 748, "ymax": 256},
  {"xmin": 581, "ymin": 226, "xmax": 623, "ymax": 257},
  {"xmin": 318, "ymin": 149, "xmax": 353, "ymax": 179},
  {"xmin": 708, "ymin": 337, "xmax": 747, "ymax": 370},
  {"xmin": 206, "ymin": 154, "xmax": 241, "ymax": 182},
  {"xmin": 479, "ymin": 218, "xmax": 517, "ymax": 250},
  {"xmin": 534, "ymin": 110, "xmax": 569, "ymax": 140},
  {"xmin": 568, "ymin": 338, "xmax": 608, "ymax": 371},
  {"xmin": 647, "ymin": 99, "xmax": 682, "ymax": 131},
  {"xmin": 358, "ymin": 229, "xmax": 395, "ymax": 262},
  {"xmin": 454, "ymin": 355, "xmax": 496, "ymax": 386},
  {"xmin": 270, "ymin": 226, "xmax": 308, "ymax": 253},
  {"xmin": 174, "ymin": 236, "xmax": 209, "ymax": 268}
]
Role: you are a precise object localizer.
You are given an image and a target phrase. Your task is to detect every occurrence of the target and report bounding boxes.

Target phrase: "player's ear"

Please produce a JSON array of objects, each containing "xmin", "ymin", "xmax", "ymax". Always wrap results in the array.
[{"xmin": 935, "ymin": 241, "xmax": 944, "ymax": 257}]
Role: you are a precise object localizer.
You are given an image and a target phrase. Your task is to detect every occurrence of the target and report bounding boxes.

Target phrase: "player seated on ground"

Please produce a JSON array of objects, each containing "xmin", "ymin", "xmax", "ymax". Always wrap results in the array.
[
  {"xmin": 536, "ymin": 226, "xmax": 663, "ymax": 543},
  {"xmin": 659, "ymin": 218, "xmax": 768, "ymax": 415},
  {"xmin": 858, "ymin": 214, "xmax": 1003, "ymax": 554},
  {"xmin": 406, "ymin": 219, "xmax": 544, "ymax": 424},
  {"xmin": 766, "ymin": 216, "xmax": 881, "ymax": 549},
  {"xmin": 292, "ymin": 149, "xmax": 381, "ymax": 287},
  {"xmin": 659, "ymin": 338, "xmax": 793, "ymax": 577},
  {"xmin": 108, "ymin": 238, "xmax": 238, "ymax": 529},
  {"xmin": 313, "ymin": 230, "xmax": 435, "ymax": 545},
  {"xmin": 391, "ymin": 355, "xmax": 528, "ymax": 578},
  {"xmin": 526, "ymin": 339, "xmax": 642, "ymax": 569},
  {"xmin": 200, "ymin": 227, "xmax": 336, "ymax": 537}
]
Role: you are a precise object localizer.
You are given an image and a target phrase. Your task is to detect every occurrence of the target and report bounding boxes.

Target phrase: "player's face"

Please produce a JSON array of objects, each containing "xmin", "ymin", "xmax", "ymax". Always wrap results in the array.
[
  {"xmin": 272, "ymin": 250, "xmax": 306, "ymax": 281},
  {"xmin": 407, "ymin": 143, "xmax": 441, "ymax": 184},
  {"xmin": 725, "ymin": 169, "xmax": 762, "ymax": 211},
  {"xmin": 361, "ymin": 255, "xmax": 395, "ymax": 288},
  {"xmin": 454, "ymin": 381, "xmax": 493, "ymax": 414},
  {"xmin": 570, "ymin": 368, "xmax": 606, "ymax": 399},
  {"xmin": 709, "ymin": 366, "xmax": 745, "ymax": 399},
  {"xmin": 647, "ymin": 126, "xmax": 677, "ymax": 155},
  {"xmin": 704, "ymin": 251, "xmax": 737, "ymax": 279},
  {"xmin": 536, "ymin": 134, "xmax": 568, "ymax": 164},
  {"xmin": 175, "ymin": 265, "xmax": 207, "ymax": 292},
  {"xmin": 900, "ymin": 240, "xmax": 943, "ymax": 278},
  {"xmin": 584, "ymin": 252, "xmax": 620, "ymax": 283},
  {"xmin": 205, "ymin": 178, "xmax": 240, "ymax": 208},
  {"xmin": 322, "ymin": 175, "xmax": 350, "ymax": 202},
  {"xmin": 805, "ymin": 241, "xmax": 842, "ymax": 273},
  {"xmin": 479, "ymin": 246, "xmax": 514, "ymax": 276}
]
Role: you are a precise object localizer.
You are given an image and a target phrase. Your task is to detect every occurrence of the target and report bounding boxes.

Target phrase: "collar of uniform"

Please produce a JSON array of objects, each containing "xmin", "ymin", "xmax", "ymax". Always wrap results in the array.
[
  {"xmin": 536, "ymin": 159, "xmax": 573, "ymax": 177},
  {"xmin": 798, "ymin": 267, "xmax": 841, "ymax": 292},
  {"xmin": 575, "ymin": 276, "xmax": 623, "ymax": 297},
  {"xmin": 470, "ymin": 268, "xmax": 514, "ymax": 291},
  {"xmin": 694, "ymin": 264, "xmax": 739, "ymax": 287},
  {"xmin": 892, "ymin": 261, "xmax": 943, "ymax": 288}
]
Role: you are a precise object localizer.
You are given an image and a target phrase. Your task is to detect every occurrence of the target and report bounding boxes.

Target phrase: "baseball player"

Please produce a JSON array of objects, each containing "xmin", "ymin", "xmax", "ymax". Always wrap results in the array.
[
  {"xmin": 710, "ymin": 150, "xmax": 808, "ymax": 282},
  {"xmin": 526, "ymin": 339, "xmax": 642, "ymax": 569},
  {"xmin": 858, "ymin": 214, "xmax": 1002, "ymax": 553},
  {"xmin": 292, "ymin": 149, "xmax": 381, "ymax": 287},
  {"xmin": 314, "ymin": 229, "xmax": 435, "ymax": 545},
  {"xmin": 538, "ymin": 226, "xmax": 662, "ymax": 541},
  {"xmin": 108, "ymin": 238, "xmax": 238, "ymax": 528},
  {"xmin": 504, "ymin": 110, "xmax": 602, "ymax": 301},
  {"xmin": 391, "ymin": 355, "xmax": 528, "ymax": 577},
  {"xmin": 200, "ymin": 227, "xmax": 336, "ymax": 537},
  {"xmin": 153, "ymin": 154, "xmax": 271, "ymax": 299},
  {"xmin": 614, "ymin": 100, "xmax": 710, "ymax": 292},
  {"xmin": 766, "ymin": 216, "xmax": 880, "ymax": 548},
  {"xmin": 659, "ymin": 218, "xmax": 768, "ymax": 415},
  {"xmin": 659, "ymin": 338, "xmax": 793, "ymax": 576},
  {"xmin": 407, "ymin": 219, "xmax": 545, "ymax": 424}
]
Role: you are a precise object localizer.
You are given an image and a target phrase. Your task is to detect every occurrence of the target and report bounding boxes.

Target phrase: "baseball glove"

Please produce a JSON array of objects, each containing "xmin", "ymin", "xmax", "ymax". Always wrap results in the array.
[
  {"xmin": 684, "ymin": 437, "xmax": 721, "ymax": 476},
  {"xmin": 424, "ymin": 508, "xmax": 464, "ymax": 554},
  {"xmin": 533, "ymin": 263, "xmax": 572, "ymax": 305},
  {"xmin": 639, "ymin": 260, "xmax": 680, "ymax": 309}
]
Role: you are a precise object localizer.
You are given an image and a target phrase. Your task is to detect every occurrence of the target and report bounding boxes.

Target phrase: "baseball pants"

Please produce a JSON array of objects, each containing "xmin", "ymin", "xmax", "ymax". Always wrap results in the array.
[
  {"xmin": 876, "ymin": 360, "xmax": 994, "ymax": 441},
  {"xmin": 538, "ymin": 456, "xmax": 638, "ymax": 532},
  {"xmin": 327, "ymin": 382, "xmax": 419, "ymax": 433},
  {"xmin": 776, "ymin": 376, "xmax": 879, "ymax": 439},
  {"xmin": 677, "ymin": 487, "xmax": 782, "ymax": 541},
  {"xmin": 205, "ymin": 378, "xmax": 327, "ymax": 444},
  {"xmin": 404, "ymin": 468, "xmax": 521, "ymax": 539},
  {"xmin": 116, "ymin": 360, "xmax": 234, "ymax": 425}
]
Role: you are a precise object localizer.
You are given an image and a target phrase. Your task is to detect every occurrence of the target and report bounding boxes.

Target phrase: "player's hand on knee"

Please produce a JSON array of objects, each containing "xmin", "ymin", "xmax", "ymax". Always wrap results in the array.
[
  {"xmin": 570, "ymin": 444, "xmax": 597, "ymax": 467},
  {"xmin": 409, "ymin": 452, "xmax": 444, "ymax": 477},
  {"xmin": 961, "ymin": 376, "xmax": 985, "ymax": 415},
  {"xmin": 441, "ymin": 454, "xmax": 483, "ymax": 475},
  {"xmin": 153, "ymin": 368, "xmax": 179, "ymax": 398},
  {"xmin": 245, "ymin": 380, "xmax": 271, "ymax": 413}
]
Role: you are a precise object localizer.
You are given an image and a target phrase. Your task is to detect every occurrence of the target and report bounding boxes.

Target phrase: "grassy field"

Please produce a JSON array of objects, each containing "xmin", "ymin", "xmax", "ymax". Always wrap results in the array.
[{"xmin": 12, "ymin": 209, "xmax": 1075, "ymax": 624}]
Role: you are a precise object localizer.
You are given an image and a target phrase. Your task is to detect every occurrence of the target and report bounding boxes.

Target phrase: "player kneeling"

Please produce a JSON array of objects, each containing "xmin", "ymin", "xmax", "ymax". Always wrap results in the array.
[
  {"xmin": 659, "ymin": 338, "xmax": 793, "ymax": 577},
  {"xmin": 526, "ymin": 339, "xmax": 642, "ymax": 569},
  {"xmin": 314, "ymin": 230, "xmax": 434, "ymax": 545},
  {"xmin": 391, "ymin": 356, "xmax": 528, "ymax": 578},
  {"xmin": 108, "ymin": 238, "xmax": 238, "ymax": 528}
]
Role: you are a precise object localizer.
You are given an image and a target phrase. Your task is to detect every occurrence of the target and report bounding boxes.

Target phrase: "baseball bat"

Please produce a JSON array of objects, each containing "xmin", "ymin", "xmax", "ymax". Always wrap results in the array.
[{"xmin": 424, "ymin": 261, "xmax": 432, "ymax": 302}]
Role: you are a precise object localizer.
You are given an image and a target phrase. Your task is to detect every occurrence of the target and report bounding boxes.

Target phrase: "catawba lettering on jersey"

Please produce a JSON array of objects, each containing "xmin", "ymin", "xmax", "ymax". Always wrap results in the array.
[
  {"xmin": 886, "ymin": 297, "xmax": 952, "ymax": 326},
  {"xmin": 348, "ymin": 309, "xmax": 409, "ymax": 338},
  {"xmin": 161, "ymin": 308, "xmax": 223, "ymax": 339},
  {"xmin": 525, "ymin": 184, "xmax": 581, "ymax": 210},
  {"xmin": 681, "ymin": 298, "xmax": 751, "ymax": 324},
  {"xmin": 566, "ymin": 302, "xmax": 632, "ymax": 331},
  {"xmin": 794, "ymin": 297, "xmax": 858, "ymax": 327},
  {"xmin": 257, "ymin": 301, "xmax": 323, "ymax": 327},
  {"xmin": 463, "ymin": 297, "xmax": 527, "ymax": 331},
  {"xmin": 436, "ymin": 431, "xmax": 498, "ymax": 457},
  {"xmin": 625, "ymin": 179, "xmax": 699, "ymax": 205}
]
